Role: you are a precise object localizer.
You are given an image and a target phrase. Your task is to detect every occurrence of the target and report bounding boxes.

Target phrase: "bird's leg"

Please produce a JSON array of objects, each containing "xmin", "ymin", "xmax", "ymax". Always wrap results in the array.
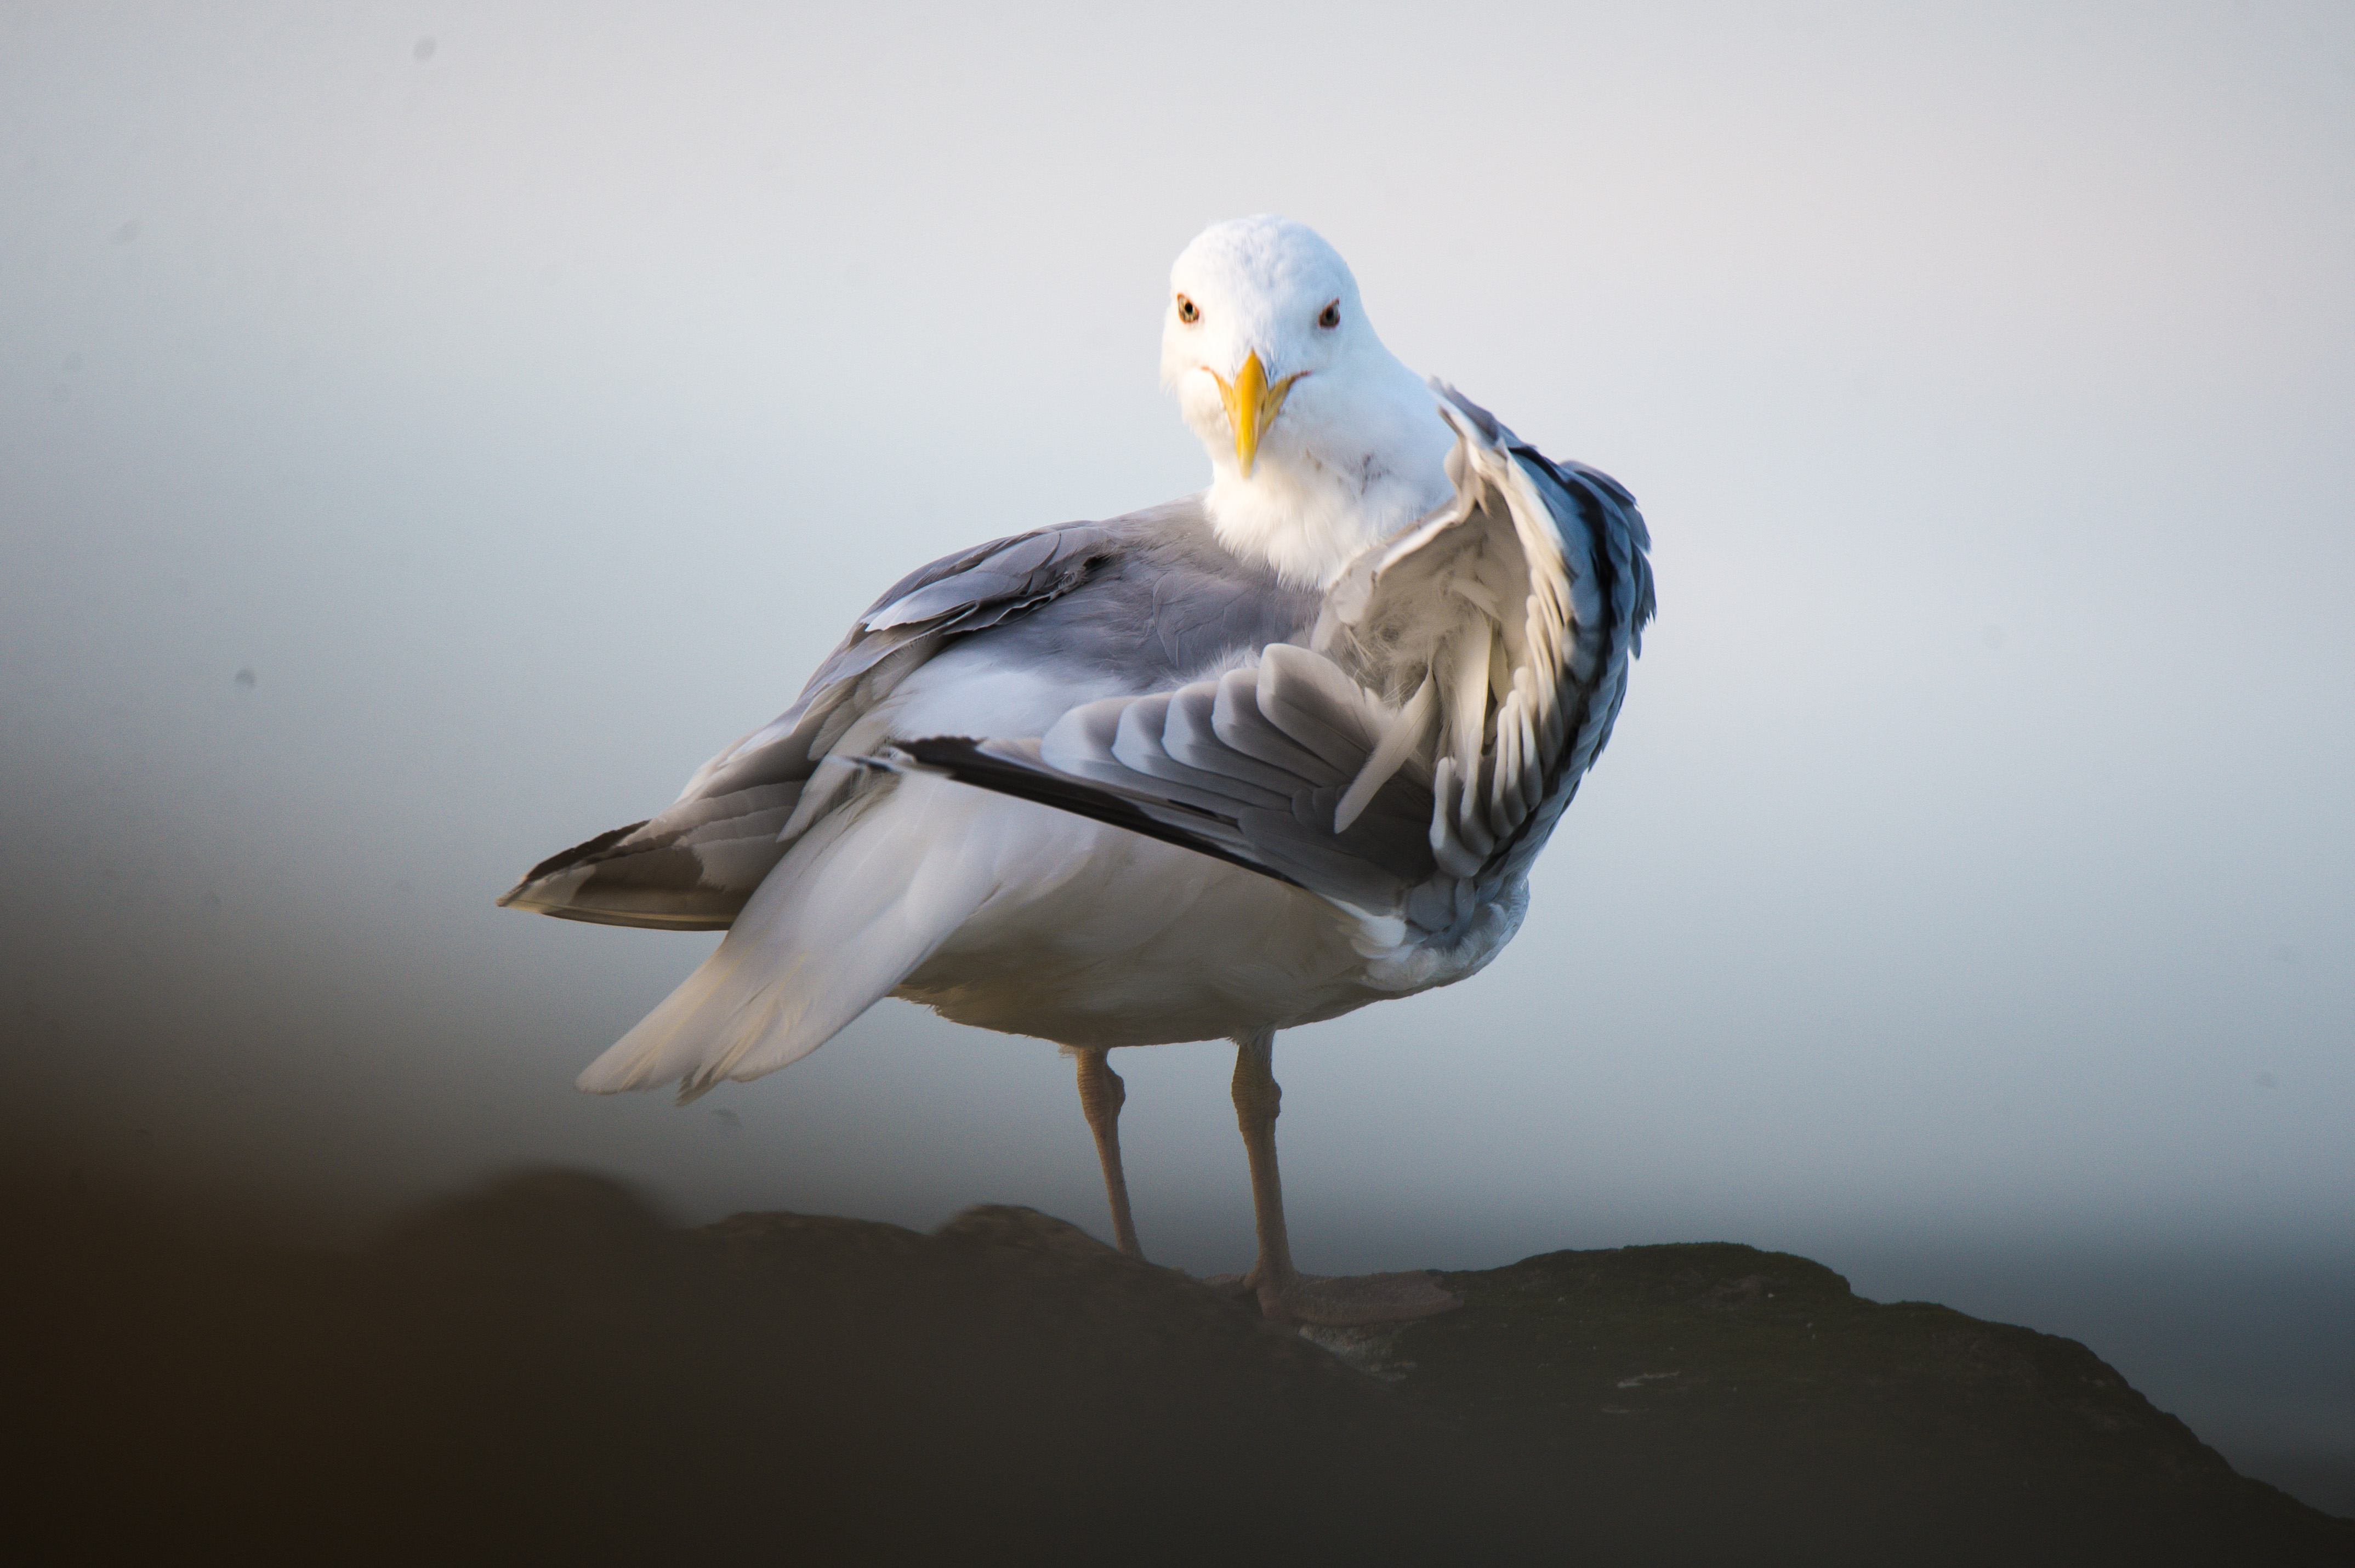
[
  {"xmin": 1225, "ymin": 1027, "xmax": 1461, "ymax": 1328},
  {"xmin": 1230, "ymin": 1028, "xmax": 1299, "ymax": 1311},
  {"xmin": 1072, "ymin": 1047, "xmax": 1141, "ymax": 1257}
]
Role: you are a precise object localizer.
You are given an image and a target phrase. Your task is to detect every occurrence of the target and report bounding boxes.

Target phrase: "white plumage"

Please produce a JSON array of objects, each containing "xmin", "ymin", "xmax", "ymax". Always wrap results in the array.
[{"xmin": 500, "ymin": 216, "xmax": 1654, "ymax": 1324}]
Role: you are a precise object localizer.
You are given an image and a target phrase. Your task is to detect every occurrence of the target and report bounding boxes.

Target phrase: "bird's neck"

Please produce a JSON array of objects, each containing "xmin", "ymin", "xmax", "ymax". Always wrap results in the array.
[
  {"xmin": 1204, "ymin": 467, "xmax": 1427, "ymax": 588},
  {"xmin": 1203, "ymin": 382, "xmax": 1455, "ymax": 589}
]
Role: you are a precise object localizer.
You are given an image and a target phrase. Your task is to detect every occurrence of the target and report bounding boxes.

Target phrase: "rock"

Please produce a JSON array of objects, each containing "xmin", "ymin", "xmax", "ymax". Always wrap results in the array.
[
  {"xmin": 7, "ymin": 1171, "xmax": 2348, "ymax": 1564},
  {"xmin": 1392, "ymin": 1241, "xmax": 2349, "ymax": 1563}
]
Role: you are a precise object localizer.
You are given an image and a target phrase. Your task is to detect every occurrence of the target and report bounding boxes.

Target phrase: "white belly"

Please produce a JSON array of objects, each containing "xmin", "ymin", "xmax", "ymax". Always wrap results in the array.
[{"xmin": 891, "ymin": 785, "xmax": 1389, "ymax": 1047}]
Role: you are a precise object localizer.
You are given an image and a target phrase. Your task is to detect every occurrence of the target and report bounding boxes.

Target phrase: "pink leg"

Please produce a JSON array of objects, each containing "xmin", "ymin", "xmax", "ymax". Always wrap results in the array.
[
  {"xmin": 1226, "ymin": 1028, "xmax": 1460, "ymax": 1327},
  {"xmin": 1073, "ymin": 1047, "xmax": 1141, "ymax": 1258}
]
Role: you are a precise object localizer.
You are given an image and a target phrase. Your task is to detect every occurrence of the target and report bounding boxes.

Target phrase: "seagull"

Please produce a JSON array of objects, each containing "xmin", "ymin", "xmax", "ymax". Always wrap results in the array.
[{"xmin": 498, "ymin": 215, "xmax": 1654, "ymax": 1326}]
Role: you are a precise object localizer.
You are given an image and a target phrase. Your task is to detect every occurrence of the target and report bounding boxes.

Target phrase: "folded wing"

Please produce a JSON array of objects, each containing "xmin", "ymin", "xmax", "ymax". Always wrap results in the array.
[
  {"xmin": 495, "ymin": 523, "xmax": 1116, "ymax": 929},
  {"xmin": 892, "ymin": 386, "xmax": 1655, "ymax": 931}
]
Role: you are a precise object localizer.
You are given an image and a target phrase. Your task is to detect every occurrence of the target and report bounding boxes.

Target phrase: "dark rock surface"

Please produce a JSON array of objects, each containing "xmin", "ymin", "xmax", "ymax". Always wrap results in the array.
[
  {"xmin": 10, "ymin": 1170, "xmax": 2348, "ymax": 1565},
  {"xmin": 1402, "ymin": 1244, "xmax": 2352, "ymax": 1562}
]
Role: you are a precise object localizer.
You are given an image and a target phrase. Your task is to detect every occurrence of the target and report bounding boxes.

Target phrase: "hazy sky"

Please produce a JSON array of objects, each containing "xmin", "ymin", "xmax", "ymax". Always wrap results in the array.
[{"xmin": 3, "ymin": 0, "xmax": 2350, "ymax": 1487}]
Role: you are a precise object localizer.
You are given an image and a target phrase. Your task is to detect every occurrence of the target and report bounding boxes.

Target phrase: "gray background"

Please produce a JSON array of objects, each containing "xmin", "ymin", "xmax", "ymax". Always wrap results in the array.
[{"xmin": 4, "ymin": 0, "xmax": 2348, "ymax": 1513}]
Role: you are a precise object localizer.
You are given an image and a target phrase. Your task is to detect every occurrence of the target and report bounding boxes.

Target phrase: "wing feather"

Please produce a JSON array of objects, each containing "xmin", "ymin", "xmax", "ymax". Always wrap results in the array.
[
  {"xmin": 496, "ymin": 522, "xmax": 1118, "ymax": 928},
  {"xmin": 884, "ymin": 383, "xmax": 1655, "ymax": 937}
]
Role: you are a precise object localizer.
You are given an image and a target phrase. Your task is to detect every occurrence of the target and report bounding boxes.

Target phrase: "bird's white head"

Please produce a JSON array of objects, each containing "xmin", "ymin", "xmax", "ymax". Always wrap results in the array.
[{"xmin": 1162, "ymin": 215, "xmax": 1454, "ymax": 586}]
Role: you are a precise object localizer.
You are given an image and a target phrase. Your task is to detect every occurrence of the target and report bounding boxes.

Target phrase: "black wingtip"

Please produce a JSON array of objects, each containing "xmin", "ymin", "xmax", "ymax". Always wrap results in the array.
[
  {"xmin": 515, "ymin": 820, "xmax": 651, "ymax": 886},
  {"xmin": 891, "ymin": 737, "xmax": 1306, "ymax": 892}
]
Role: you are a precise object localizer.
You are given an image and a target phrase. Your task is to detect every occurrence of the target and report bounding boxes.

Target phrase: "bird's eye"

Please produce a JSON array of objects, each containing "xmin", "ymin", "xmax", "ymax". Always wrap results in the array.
[
  {"xmin": 1317, "ymin": 300, "xmax": 1341, "ymax": 329},
  {"xmin": 1176, "ymin": 295, "xmax": 1199, "ymax": 324}
]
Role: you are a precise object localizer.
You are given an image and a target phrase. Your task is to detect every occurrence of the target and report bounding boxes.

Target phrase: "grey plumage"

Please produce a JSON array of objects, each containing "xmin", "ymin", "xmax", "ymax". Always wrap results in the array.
[
  {"xmin": 502, "ymin": 386, "xmax": 1651, "ymax": 997},
  {"xmin": 886, "ymin": 387, "xmax": 1655, "ymax": 960},
  {"xmin": 498, "ymin": 503, "xmax": 1321, "ymax": 929}
]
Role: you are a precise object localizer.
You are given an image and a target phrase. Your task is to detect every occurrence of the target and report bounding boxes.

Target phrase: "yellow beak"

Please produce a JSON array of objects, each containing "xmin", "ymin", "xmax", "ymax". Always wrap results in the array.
[{"xmin": 1211, "ymin": 351, "xmax": 1299, "ymax": 478}]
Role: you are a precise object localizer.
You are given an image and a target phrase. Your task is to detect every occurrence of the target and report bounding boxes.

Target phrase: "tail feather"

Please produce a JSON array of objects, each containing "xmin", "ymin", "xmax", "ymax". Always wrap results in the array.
[{"xmin": 576, "ymin": 778, "xmax": 997, "ymax": 1101}]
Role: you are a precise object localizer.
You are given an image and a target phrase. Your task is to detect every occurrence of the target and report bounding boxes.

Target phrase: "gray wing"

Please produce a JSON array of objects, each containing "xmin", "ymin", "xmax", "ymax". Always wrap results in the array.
[
  {"xmin": 894, "ymin": 643, "xmax": 1443, "ymax": 915},
  {"xmin": 496, "ymin": 523, "xmax": 1116, "ymax": 928},
  {"xmin": 1329, "ymin": 384, "xmax": 1655, "ymax": 892},
  {"xmin": 892, "ymin": 385, "xmax": 1656, "ymax": 937}
]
